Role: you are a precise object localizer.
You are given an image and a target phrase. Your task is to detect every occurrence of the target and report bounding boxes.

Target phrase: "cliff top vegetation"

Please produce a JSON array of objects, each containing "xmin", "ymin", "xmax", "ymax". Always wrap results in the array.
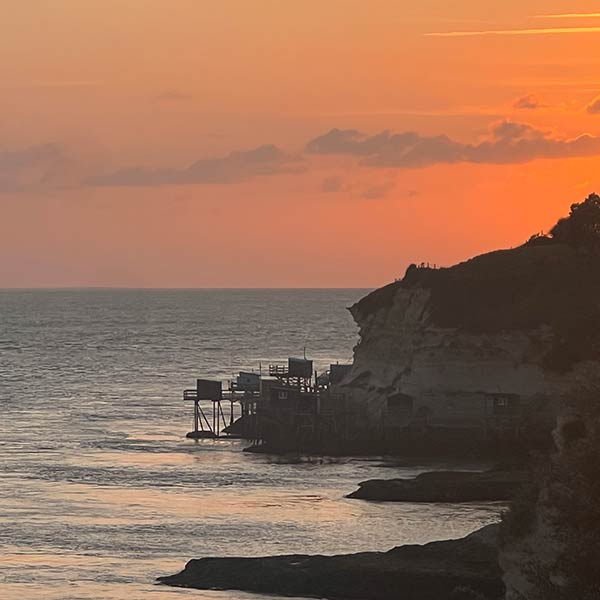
[{"xmin": 353, "ymin": 194, "xmax": 600, "ymax": 372}]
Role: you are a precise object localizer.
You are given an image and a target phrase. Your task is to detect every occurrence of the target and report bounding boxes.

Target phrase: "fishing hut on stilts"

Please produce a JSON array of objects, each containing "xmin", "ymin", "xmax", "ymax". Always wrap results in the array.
[
  {"xmin": 182, "ymin": 356, "xmax": 353, "ymax": 446},
  {"xmin": 184, "ymin": 373, "xmax": 261, "ymax": 439},
  {"xmin": 185, "ymin": 379, "xmax": 232, "ymax": 439}
]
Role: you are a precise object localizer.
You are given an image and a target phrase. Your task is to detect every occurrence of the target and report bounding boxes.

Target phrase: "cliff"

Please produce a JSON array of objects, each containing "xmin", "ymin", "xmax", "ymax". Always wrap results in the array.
[
  {"xmin": 340, "ymin": 240, "xmax": 600, "ymax": 447},
  {"xmin": 499, "ymin": 375, "xmax": 600, "ymax": 599}
]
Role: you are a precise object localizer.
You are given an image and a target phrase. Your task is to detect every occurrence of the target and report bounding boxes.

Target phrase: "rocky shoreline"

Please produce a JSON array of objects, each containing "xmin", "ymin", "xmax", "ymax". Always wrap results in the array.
[
  {"xmin": 242, "ymin": 437, "xmax": 532, "ymax": 460},
  {"xmin": 347, "ymin": 469, "xmax": 528, "ymax": 503},
  {"xmin": 158, "ymin": 524, "xmax": 503, "ymax": 600},
  {"xmin": 163, "ymin": 200, "xmax": 600, "ymax": 599}
]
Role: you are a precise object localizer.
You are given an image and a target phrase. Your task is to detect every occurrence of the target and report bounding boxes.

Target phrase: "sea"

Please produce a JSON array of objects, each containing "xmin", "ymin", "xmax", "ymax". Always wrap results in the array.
[{"xmin": 0, "ymin": 289, "xmax": 503, "ymax": 600}]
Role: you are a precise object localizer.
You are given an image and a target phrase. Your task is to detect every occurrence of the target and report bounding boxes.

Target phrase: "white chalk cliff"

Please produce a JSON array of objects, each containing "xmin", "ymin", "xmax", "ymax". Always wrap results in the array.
[{"xmin": 339, "ymin": 242, "xmax": 600, "ymax": 434}]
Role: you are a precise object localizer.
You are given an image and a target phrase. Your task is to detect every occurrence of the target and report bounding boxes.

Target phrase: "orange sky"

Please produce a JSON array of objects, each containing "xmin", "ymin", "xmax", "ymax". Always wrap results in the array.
[{"xmin": 2, "ymin": 0, "xmax": 600, "ymax": 287}]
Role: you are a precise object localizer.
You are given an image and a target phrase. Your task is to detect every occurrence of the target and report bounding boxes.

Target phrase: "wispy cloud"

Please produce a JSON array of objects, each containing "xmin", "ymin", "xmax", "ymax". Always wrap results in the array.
[
  {"xmin": 513, "ymin": 94, "xmax": 547, "ymax": 110},
  {"xmin": 586, "ymin": 95, "xmax": 600, "ymax": 114},
  {"xmin": 321, "ymin": 176, "xmax": 343, "ymax": 193},
  {"xmin": 0, "ymin": 143, "xmax": 71, "ymax": 193},
  {"xmin": 536, "ymin": 13, "xmax": 600, "ymax": 19},
  {"xmin": 154, "ymin": 91, "xmax": 193, "ymax": 101},
  {"xmin": 12, "ymin": 81, "xmax": 102, "ymax": 88},
  {"xmin": 88, "ymin": 145, "xmax": 306, "ymax": 187},
  {"xmin": 426, "ymin": 27, "xmax": 600, "ymax": 37},
  {"xmin": 361, "ymin": 181, "xmax": 395, "ymax": 200}
]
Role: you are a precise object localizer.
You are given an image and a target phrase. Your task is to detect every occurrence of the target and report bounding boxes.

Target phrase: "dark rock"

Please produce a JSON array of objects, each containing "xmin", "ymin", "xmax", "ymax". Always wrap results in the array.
[
  {"xmin": 346, "ymin": 470, "xmax": 528, "ymax": 502},
  {"xmin": 158, "ymin": 524, "xmax": 504, "ymax": 600},
  {"xmin": 186, "ymin": 430, "xmax": 217, "ymax": 439}
]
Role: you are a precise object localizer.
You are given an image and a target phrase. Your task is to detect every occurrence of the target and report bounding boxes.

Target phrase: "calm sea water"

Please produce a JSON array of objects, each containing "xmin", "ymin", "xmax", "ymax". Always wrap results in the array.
[{"xmin": 0, "ymin": 290, "xmax": 502, "ymax": 600}]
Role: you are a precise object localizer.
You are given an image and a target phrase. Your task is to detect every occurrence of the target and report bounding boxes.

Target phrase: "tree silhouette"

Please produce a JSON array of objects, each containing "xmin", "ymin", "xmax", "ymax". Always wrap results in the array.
[{"xmin": 550, "ymin": 193, "xmax": 600, "ymax": 250}]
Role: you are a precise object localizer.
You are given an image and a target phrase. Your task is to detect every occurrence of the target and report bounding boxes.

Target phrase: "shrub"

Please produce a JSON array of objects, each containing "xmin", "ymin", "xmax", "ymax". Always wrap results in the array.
[{"xmin": 550, "ymin": 193, "xmax": 600, "ymax": 251}]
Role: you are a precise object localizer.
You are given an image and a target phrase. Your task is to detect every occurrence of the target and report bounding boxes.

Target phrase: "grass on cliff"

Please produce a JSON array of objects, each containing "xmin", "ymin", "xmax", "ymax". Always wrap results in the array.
[
  {"xmin": 354, "ymin": 242, "xmax": 600, "ymax": 372},
  {"xmin": 353, "ymin": 195, "xmax": 600, "ymax": 372},
  {"xmin": 427, "ymin": 243, "xmax": 600, "ymax": 333}
]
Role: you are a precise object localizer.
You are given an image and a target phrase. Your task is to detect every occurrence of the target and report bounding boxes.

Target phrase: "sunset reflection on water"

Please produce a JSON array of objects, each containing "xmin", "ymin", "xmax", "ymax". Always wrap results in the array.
[{"xmin": 1, "ymin": 290, "xmax": 503, "ymax": 599}]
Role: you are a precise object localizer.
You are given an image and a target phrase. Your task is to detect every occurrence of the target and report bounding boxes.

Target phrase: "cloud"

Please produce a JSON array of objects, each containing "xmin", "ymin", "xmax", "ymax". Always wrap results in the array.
[
  {"xmin": 361, "ymin": 181, "xmax": 395, "ymax": 200},
  {"xmin": 88, "ymin": 144, "xmax": 305, "ymax": 187},
  {"xmin": 306, "ymin": 129, "xmax": 397, "ymax": 156},
  {"xmin": 12, "ymin": 81, "xmax": 101, "ymax": 89},
  {"xmin": 0, "ymin": 143, "xmax": 68, "ymax": 193},
  {"xmin": 586, "ymin": 95, "xmax": 600, "ymax": 114},
  {"xmin": 306, "ymin": 122, "xmax": 600, "ymax": 168},
  {"xmin": 321, "ymin": 176, "xmax": 343, "ymax": 193},
  {"xmin": 426, "ymin": 26, "xmax": 600, "ymax": 37},
  {"xmin": 307, "ymin": 128, "xmax": 460, "ymax": 168},
  {"xmin": 537, "ymin": 13, "xmax": 600, "ymax": 19},
  {"xmin": 513, "ymin": 94, "xmax": 546, "ymax": 109},
  {"xmin": 155, "ymin": 91, "xmax": 193, "ymax": 101},
  {"xmin": 0, "ymin": 144, "xmax": 60, "ymax": 170}
]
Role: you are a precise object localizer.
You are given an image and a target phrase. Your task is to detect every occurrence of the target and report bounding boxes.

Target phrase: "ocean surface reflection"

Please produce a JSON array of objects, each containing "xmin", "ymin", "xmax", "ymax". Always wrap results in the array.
[{"xmin": 0, "ymin": 290, "xmax": 503, "ymax": 599}]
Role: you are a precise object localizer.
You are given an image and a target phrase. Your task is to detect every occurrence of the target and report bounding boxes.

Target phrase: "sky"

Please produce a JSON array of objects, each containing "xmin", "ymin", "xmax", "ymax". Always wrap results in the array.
[{"xmin": 2, "ymin": 1, "xmax": 600, "ymax": 287}]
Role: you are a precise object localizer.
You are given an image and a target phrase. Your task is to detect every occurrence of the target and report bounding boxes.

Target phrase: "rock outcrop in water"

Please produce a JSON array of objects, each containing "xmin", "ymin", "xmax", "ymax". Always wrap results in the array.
[
  {"xmin": 158, "ymin": 524, "xmax": 504, "ymax": 600},
  {"xmin": 347, "ymin": 469, "xmax": 528, "ymax": 503}
]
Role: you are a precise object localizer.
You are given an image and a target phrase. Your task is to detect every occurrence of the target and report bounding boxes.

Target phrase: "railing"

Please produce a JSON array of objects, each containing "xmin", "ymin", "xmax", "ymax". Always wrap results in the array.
[
  {"xmin": 269, "ymin": 364, "xmax": 289, "ymax": 376},
  {"xmin": 230, "ymin": 381, "xmax": 260, "ymax": 392},
  {"xmin": 183, "ymin": 389, "xmax": 225, "ymax": 401},
  {"xmin": 184, "ymin": 388, "xmax": 260, "ymax": 402}
]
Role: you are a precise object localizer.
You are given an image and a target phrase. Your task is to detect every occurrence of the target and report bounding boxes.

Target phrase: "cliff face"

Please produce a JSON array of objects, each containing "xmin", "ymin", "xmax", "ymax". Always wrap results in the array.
[
  {"xmin": 340, "ymin": 243, "xmax": 600, "ymax": 435},
  {"xmin": 500, "ymin": 376, "xmax": 600, "ymax": 599}
]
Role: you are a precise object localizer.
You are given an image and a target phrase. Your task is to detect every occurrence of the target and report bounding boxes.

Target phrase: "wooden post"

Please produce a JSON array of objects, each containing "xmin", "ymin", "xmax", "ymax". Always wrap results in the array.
[
  {"xmin": 218, "ymin": 401, "xmax": 226, "ymax": 435},
  {"xmin": 194, "ymin": 400, "xmax": 200, "ymax": 432}
]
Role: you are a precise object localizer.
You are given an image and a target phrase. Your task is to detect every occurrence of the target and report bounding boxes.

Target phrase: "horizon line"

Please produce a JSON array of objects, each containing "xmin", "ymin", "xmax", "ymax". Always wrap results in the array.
[{"xmin": 0, "ymin": 286, "xmax": 374, "ymax": 291}]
